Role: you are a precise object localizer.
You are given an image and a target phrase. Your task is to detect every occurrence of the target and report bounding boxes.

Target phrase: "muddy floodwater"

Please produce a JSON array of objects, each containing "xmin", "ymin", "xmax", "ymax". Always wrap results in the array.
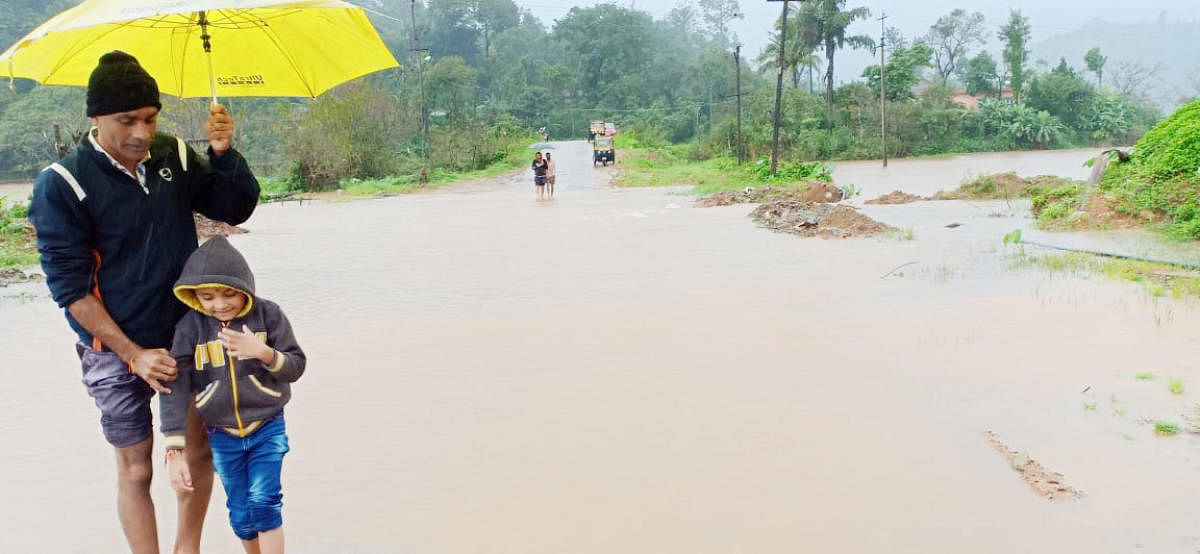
[{"xmin": 5, "ymin": 142, "xmax": 1200, "ymax": 553}]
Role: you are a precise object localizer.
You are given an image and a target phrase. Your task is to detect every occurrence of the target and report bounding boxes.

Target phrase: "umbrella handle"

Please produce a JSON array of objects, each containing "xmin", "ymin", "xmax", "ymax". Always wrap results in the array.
[{"xmin": 198, "ymin": 11, "xmax": 218, "ymax": 105}]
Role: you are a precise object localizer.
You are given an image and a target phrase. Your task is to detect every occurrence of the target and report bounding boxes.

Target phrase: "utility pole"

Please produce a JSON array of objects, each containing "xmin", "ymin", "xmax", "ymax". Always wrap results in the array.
[
  {"xmin": 879, "ymin": 13, "xmax": 888, "ymax": 168},
  {"xmin": 410, "ymin": 0, "xmax": 429, "ymax": 160},
  {"xmin": 770, "ymin": 0, "xmax": 789, "ymax": 175},
  {"xmin": 734, "ymin": 44, "xmax": 744, "ymax": 164}
]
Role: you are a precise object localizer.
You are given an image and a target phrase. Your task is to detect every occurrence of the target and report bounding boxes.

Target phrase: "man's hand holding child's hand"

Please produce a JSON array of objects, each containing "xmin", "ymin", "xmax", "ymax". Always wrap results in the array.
[{"xmin": 218, "ymin": 325, "xmax": 275, "ymax": 364}]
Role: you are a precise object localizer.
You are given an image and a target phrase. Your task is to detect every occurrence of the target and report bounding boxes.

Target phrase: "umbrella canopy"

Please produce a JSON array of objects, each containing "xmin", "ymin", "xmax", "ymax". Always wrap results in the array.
[{"xmin": 1, "ymin": 0, "xmax": 400, "ymax": 100}]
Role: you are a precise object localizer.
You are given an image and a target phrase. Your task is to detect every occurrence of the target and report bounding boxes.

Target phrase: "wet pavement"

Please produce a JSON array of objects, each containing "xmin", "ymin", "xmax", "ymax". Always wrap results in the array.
[{"xmin": 5, "ymin": 142, "xmax": 1200, "ymax": 553}]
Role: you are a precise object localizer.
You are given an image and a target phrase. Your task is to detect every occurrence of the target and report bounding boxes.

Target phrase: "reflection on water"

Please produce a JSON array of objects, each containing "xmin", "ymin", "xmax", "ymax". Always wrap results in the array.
[
  {"xmin": 3, "ymin": 144, "xmax": 1200, "ymax": 553},
  {"xmin": 835, "ymin": 148, "xmax": 1097, "ymax": 199}
]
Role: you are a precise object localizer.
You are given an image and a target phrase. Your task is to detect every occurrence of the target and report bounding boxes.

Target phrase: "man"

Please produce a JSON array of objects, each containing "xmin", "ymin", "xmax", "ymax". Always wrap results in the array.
[{"xmin": 29, "ymin": 51, "xmax": 260, "ymax": 553}]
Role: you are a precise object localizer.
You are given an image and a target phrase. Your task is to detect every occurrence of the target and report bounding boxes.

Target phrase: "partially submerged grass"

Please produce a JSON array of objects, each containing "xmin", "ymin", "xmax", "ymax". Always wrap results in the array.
[
  {"xmin": 1155, "ymin": 421, "xmax": 1180, "ymax": 435},
  {"xmin": 1169, "ymin": 379, "xmax": 1186, "ymax": 394},
  {"xmin": 1135, "ymin": 372, "xmax": 1158, "ymax": 381},
  {"xmin": 1011, "ymin": 250, "xmax": 1200, "ymax": 299}
]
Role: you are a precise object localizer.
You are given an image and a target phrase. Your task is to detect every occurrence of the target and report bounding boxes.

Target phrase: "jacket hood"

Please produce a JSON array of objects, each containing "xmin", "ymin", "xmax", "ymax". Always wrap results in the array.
[{"xmin": 173, "ymin": 236, "xmax": 255, "ymax": 318}]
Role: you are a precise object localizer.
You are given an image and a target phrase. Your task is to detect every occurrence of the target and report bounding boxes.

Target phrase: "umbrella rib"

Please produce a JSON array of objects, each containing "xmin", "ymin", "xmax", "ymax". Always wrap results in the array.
[
  {"xmin": 43, "ymin": 23, "xmax": 129, "ymax": 82},
  {"xmin": 259, "ymin": 19, "xmax": 316, "ymax": 98}
]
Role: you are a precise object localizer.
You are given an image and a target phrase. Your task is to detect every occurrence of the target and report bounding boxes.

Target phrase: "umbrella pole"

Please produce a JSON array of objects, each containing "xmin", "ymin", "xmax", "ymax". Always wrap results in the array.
[{"xmin": 198, "ymin": 11, "xmax": 218, "ymax": 105}]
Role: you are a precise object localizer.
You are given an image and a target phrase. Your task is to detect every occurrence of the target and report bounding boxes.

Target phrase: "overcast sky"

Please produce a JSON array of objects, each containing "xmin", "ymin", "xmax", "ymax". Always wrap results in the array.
[{"xmin": 517, "ymin": 0, "xmax": 1200, "ymax": 79}]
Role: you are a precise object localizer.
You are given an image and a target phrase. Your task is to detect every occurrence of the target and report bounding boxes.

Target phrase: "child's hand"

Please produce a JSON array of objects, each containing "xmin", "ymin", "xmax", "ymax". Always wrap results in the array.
[
  {"xmin": 219, "ymin": 325, "xmax": 273, "ymax": 363},
  {"xmin": 167, "ymin": 452, "xmax": 193, "ymax": 493}
]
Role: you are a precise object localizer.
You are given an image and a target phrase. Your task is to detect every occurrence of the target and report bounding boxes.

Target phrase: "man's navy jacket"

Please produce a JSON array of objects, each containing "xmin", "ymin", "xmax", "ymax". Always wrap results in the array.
[{"xmin": 29, "ymin": 133, "xmax": 260, "ymax": 351}]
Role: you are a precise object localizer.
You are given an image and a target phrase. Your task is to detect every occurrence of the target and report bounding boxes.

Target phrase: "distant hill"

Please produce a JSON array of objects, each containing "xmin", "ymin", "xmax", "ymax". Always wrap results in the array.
[{"xmin": 1030, "ymin": 18, "xmax": 1200, "ymax": 109}]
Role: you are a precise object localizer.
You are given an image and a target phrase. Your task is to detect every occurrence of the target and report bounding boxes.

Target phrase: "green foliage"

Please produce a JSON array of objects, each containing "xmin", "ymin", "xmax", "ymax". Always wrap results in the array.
[
  {"xmin": 1026, "ymin": 62, "xmax": 1096, "ymax": 133},
  {"xmin": 1099, "ymin": 100, "xmax": 1200, "ymax": 239},
  {"xmin": 1126, "ymin": 100, "xmax": 1200, "ymax": 182},
  {"xmin": 0, "ymin": 197, "xmax": 37, "ymax": 270},
  {"xmin": 1084, "ymin": 47, "xmax": 1107, "ymax": 86},
  {"xmin": 964, "ymin": 51, "xmax": 999, "ymax": 97},
  {"xmin": 1029, "ymin": 182, "xmax": 1083, "ymax": 225},
  {"xmin": 863, "ymin": 41, "xmax": 934, "ymax": 101},
  {"xmin": 0, "ymin": 87, "xmax": 87, "ymax": 176},
  {"xmin": 999, "ymin": 10, "xmax": 1031, "ymax": 104},
  {"xmin": 284, "ymin": 81, "xmax": 418, "ymax": 188},
  {"xmin": 1155, "ymin": 421, "xmax": 1180, "ymax": 435},
  {"xmin": 1169, "ymin": 379, "xmax": 1186, "ymax": 394},
  {"xmin": 1002, "ymin": 228, "xmax": 1023, "ymax": 245},
  {"xmin": 750, "ymin": 159, "xmax": 833, "ymax": 184}
]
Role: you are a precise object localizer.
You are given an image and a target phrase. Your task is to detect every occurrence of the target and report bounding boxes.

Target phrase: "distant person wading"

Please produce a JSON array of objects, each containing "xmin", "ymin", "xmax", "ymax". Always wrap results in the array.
[{"xmin": 531, "ymin": 151, "xmax": 548, "ymax": 200}]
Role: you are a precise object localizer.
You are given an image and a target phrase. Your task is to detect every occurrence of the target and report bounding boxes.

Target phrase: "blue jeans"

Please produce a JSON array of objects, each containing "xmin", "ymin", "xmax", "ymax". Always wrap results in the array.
[{"xmin": 207, "ymin": 414, "xmax": 289, "ymax": 540}]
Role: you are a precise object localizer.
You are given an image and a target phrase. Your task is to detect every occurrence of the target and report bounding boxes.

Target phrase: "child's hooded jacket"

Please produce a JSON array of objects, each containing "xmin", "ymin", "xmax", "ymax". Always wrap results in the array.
[{"xmin": 160, "ymin": 236, "xmax": 305, "ymax": 449}]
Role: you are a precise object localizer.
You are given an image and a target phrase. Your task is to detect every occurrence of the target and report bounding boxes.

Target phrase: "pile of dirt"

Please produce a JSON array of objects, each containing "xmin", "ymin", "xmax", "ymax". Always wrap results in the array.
[
  {"xmin": 695, "ymin": 182, "xmax": 845, "ymax": 207},
  {"xmin": 750, "ymin": 201, "xmax": 895, "ymax": 239},
  {"xmin": 987, "ymin": 431, "xmax": 1082, "ymax": 500},
  {"xmin": 194, "ymin": 213, "xmax": 247, "ymax": 241},
  {"xmin": 0, "ymin": 268, "xmax": 42, "ymax": 287},
  {"xmin": 865, "ymin": 191, "xmax": 925, "ymax": 205},
  {"xmin": 930, "ymin": 173, "xmax": 1079, "ymax": 200}
]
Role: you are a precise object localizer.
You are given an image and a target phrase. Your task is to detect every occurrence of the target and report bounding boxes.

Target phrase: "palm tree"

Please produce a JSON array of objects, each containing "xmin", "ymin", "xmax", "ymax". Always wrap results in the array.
[
  {"xmin": 758, "ymin": 14, "xmax": 822, "ymax": 91},
  {"xmin": 802, "ymin": 0, "xmax": 874, "ymax": 126}
]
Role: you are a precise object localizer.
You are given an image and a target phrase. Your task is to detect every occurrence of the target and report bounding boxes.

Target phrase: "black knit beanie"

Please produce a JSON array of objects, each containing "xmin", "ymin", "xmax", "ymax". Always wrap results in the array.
[{"xmin": 86, "ymin": 51, "xmax": 161, "ymax": 117}]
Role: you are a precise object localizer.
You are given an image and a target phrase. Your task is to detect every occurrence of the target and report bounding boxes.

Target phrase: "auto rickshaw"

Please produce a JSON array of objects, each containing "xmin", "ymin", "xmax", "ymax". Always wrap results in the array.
[
  {"xmin": 593, "ymin": 136, "xmax": 614, "ymax": 166},
  {"xmin": 589, "ymin": 120, "xmax": 605, "ymax": 142}
]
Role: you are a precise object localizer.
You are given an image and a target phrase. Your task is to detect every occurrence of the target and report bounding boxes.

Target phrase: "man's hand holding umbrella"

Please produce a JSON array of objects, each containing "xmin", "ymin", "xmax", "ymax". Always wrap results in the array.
[{"xmin": 206, "ymin": 103, "xmax": 235, "ymax": 155}]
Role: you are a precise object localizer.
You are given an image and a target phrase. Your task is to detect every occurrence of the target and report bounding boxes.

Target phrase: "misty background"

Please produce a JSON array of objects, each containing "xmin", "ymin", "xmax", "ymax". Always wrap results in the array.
[{"xmin": 520, "ymin": 0, "xmax": 1200, "ymax": 107}]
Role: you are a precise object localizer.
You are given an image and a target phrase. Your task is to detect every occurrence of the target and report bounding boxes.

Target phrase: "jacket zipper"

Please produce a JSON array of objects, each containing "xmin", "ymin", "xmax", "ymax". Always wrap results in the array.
[{"xmin": 222, "ymin": 322, "xmax": 246, "ymax": 435}]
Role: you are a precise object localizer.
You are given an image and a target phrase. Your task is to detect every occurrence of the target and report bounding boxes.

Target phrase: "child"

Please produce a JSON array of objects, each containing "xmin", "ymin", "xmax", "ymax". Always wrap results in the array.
[{"xmin": 161, "ymin": 236, "xmax": 306, "ymax": 554}]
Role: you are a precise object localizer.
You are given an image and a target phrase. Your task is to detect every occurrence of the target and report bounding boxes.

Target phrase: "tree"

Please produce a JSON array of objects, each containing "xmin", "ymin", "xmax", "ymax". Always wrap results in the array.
[
  {"xmin": 1026, "ymin": 60, "xmax": 1095, "ymax": 133},
  {"xmin": 758, "ymin": 12, "xmax": 821, "ymax": 90},
  {"xmin": 697, "ymin": 0, "xmax": 742, "ymax": 44},
  {"xmin": 426, "ymin": 2, "xmax": 482, "ymax": 66},
  {"xmin": 925, "ymin": 9, "xmax": 986, "ymax": 85},
  {"xmin": 998, "ymin": 10, "xmax": 1031, "ymax": 104},
  {"xmin": 471, "ymin": 0, "xmax": 520, "ymax": 59},
  {"xmin": 552, "ymin": 6, "xmax": 656, "ymax": 107},
  {"xmin": 1084, "ymin": 47, "xmax": 1107, "ymax": 87},
  {"xmin": 426, "ymin": 56, "xmax": 478, "ymax": 120},
  {"xmin": 964, "ymin": 51, "xmax": 999, "ymax": 97},
  {"xmin": 796, "ymin": 0, "xmax": 874, "ymax": 126},
  {"xmin": 1109, "ymin": 59, "xmax": 1164, "ymax": 100},
  {"xmin": 862, "ymin": 41, "xmax": 934, "ymax": 101}
]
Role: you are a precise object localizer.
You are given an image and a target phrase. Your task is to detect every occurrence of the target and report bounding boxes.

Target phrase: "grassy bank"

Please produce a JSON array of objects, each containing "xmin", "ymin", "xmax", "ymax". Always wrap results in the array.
[
  {"xmin": 0, "ymin": 198, "xmax": 36, "ymax": 271},
  {"xmin": 260, "ymin": 141, "xmax": 534, "ymax": 202},
  {"xmin": 611, "ymin": 134, "xmax": 840, "ymax": 196}
]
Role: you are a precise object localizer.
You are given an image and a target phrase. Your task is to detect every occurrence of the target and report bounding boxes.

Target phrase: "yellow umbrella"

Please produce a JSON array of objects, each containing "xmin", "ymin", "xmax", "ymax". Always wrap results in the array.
[{"xmin": 0, "ymin": 0, "xmax": 400, "ymax": 102}]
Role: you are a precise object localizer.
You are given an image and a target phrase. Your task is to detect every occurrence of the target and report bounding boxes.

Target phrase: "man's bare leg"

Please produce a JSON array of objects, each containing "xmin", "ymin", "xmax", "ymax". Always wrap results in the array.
[
  {"xmin": 115, "ymin": 436, "xmax": 159, "ymax": 554},
  {"xmin": 174, "ymin": 404, "xmax": 214, "ymax": 554}
]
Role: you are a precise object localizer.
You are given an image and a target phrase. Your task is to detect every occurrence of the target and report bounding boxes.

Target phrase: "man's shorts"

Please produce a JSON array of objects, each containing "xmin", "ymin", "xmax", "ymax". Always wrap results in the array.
[{"xmin": 76, "ymin": 342, "xmax": 154, "ymax": 448}]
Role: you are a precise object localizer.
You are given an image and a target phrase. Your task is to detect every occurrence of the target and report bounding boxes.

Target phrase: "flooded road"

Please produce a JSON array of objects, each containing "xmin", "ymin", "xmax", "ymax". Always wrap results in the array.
[{"xmin": 5, "ymin": 142, "xmax": 1200, "ymax": 553}]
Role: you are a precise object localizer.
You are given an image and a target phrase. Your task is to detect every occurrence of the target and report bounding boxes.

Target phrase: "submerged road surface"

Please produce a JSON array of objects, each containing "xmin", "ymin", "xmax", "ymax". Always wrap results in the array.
[{"xmin": 4, "ymin": 142, "xmax": 1200, "ymax": 553}]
